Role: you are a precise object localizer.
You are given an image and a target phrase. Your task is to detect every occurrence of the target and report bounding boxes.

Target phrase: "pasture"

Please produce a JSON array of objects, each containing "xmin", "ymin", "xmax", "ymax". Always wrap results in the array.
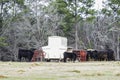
[{"xmin": 0, "ymin": 61, "xmax": 120, "ymax": 80}]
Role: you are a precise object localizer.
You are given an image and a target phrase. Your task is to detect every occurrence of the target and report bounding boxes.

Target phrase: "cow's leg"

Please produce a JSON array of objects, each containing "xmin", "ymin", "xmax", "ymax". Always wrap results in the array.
[
  {"xmin": 107, "ymin": 53, "xmax": 110, "ymax": 61},
  {"xmin": 19, "ymin": 57, "xmax": 21, "ymax": 62},
  {"xmin": 28, "ymin": 57, "xmax": 32, "ymax": 62},
  {"xmin": 63, "ymin": 53, "xmax": 67, "ymax": 62},
  {"xmin": 72, "ymin": 53, "xmax": 77, "ymax": 62},
  {"xmin": 63, "ymin": 57, "xmax": 67, "ymax": 62},
  {"xmin": 86, "ymin": 53, "xmax": 89, "ymax": 61},
  {"xmin": 18, "ymin": 55, "xmax": 22, "ymax": 62},
  {"xmin": 72, "ymin": 54, "xmax": 77, "ymax": 62}
]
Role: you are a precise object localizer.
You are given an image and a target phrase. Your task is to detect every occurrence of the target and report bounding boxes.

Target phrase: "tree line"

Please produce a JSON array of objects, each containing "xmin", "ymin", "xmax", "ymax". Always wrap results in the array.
[{"xmin": 0, "ymin": 0, "xmax": 120, "ymax": 61}]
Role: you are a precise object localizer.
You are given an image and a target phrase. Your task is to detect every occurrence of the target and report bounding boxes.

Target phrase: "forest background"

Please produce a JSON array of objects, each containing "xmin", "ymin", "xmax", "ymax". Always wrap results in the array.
[{"xmin": 0, "ymin": 0, "xmax": 120, "ymax": 61}]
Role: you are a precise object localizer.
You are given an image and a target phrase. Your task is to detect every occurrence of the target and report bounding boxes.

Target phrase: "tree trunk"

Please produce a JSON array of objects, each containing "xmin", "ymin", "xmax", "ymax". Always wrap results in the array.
[
  {"xmin": 0, "ymin": 0, "xmax": 3, "ymax": 33},
  {"xmin": 117, "ymin": 34, "xmax": 120, "ymax": 60},
  {"xmin": 75, "ymin": 0, "xmax": 78, "ymax": 49}
]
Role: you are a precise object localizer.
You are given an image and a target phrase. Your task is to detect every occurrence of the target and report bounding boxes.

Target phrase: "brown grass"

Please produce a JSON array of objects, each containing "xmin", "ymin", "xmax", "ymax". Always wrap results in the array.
[
  {"xmin": 17, "ymin": 70, "xmax": 26, "ymax": 74},
  {"xmin": 30, "ymin": 63, "xmax": 40, "ymax": 67},
  {"xmin": 82, "ymin": 73, "xmax": 96, "ymax": 76},
  {"xmin": 68, "ymin": 70, "xmax": 81, "ymax": 73},
  {"xmin": 0, "ymin": 75, "xmax": 8, "ymax": 79},
  {"xmin": 115, "ymin": 73, "xmax": 120, "ymax": 76}
]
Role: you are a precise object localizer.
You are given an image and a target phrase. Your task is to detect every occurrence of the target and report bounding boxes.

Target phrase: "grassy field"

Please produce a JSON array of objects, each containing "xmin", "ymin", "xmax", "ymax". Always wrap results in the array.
[{"xmin": 0, "ymin": 61, "xmax": 120, "ymax": 80}]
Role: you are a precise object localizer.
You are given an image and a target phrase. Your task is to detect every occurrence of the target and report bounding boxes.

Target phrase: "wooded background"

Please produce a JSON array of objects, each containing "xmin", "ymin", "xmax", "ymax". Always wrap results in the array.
[{"xmin": 0, "ymin": 0, "xmax": 120, "ymax": 61}]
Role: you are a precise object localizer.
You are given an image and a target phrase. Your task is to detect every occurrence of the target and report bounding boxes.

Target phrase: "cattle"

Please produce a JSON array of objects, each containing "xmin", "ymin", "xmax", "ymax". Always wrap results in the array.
[
  {"xmin": 31, "ymin": 49, "xmax": 45, "ymax": 62},
  {"xmin": 18, "ymin": 49, "xmax": 36, "ymax": 62},
  {"xmin": 86, "ymin": 49, "xmax": 115, "ymax": 61},
  {"xmin": 106, "ymin": 49, "xmax": 115, "ymax": 61},
  {"xmin": 63, "ymin": 52, "xmax": 77, "ymax": 62},
  {"xmin": 86, "ymin": 49, "xmax": 97, "ymax": 61},
  {"xmin": 73, "ymin": 50, "xmax": 87, "ymax": 62},
  {"xmin": 63, "ymin": 47, "xmax": 77, "ymax": 62},
  {"xmin": 96, "ymin": 49, "xmax": 115, "ymax": 61},
  {"xmin": 95, "ymin": 50, "xmax": 108, "ymax": 61}
]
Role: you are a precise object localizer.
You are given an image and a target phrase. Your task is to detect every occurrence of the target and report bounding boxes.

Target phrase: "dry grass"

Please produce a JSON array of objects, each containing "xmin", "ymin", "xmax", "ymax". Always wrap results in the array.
[
  {"xmin": 115, "ymin": 73, "xmax": 120, "ymax": 76},
  {"xmin": 0, "ymin": 61, "xmax": 120, "ymax": 80},
  {"xmin": 68, "ymin": 70, "xmax": 81, "ymax": 73},
  {"xmin": 0, "ymin": 75, "xmax": 8, "ymax": 79}
]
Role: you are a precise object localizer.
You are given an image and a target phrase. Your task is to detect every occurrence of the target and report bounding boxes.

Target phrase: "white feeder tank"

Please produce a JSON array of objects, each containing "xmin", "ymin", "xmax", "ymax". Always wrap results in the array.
[{"xmin": 42, "ymin": 36, "xmax": 67, "ymax": 61}]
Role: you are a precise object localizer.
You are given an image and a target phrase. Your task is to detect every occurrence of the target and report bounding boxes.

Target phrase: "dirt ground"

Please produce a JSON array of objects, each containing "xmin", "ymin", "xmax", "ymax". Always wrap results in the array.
[{"xmin": 0, "ymin": 61, "xmax": 120, "ymax": 80}]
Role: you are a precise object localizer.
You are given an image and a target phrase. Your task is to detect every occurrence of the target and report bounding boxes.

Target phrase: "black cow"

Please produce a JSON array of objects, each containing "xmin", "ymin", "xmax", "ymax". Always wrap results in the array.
[
  {"xmin": 18, "ymin": 49, "xmax": 36, "ymax": 62},
  {"xmin": 86, "ymin": 50, "xmax": 97, "ymax": 61},
  {"xmin": 95, "ymin": 49, "xmax": 115, "ymax": 61},
  {"xmin": 106, "ymin": 49, "xmax": 115, "ymax": 61},
  {"xmin": 63, "ymin": 52, "xmax": 77, "ymax": 62},
  {"xmin": 95, "ymin": 50, "xmax": 108, "ymax": 61},
  {"xmin": 86, "ymin": 49, "xmax": 115, "ymax": 61}
]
